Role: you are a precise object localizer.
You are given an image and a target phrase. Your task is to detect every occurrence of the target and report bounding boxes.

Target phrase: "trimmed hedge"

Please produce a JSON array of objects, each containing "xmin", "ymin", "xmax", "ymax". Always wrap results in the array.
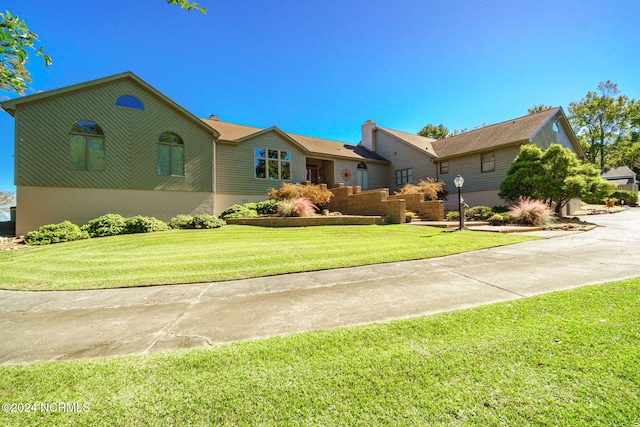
[
  {"xmin": 24, "ymin": 221, "xmax": 90, "ymax": 246},
  {"xmin": 124, "ymin": 216, "xmax": 170, "ymax": 234},
  {"xmin": 81, "ymin": 214, "xmax": 127, "ymax": 237},
  {"xmin": 168, "ymin": 214, "xmax": 226, "ymax": 229},
  {"xmin": 220, "ymin": 204, "xmax": 258, "ymax": 219}
]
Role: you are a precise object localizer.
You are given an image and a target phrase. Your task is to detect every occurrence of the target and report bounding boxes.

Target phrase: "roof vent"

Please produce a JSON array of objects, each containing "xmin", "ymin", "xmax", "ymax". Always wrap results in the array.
[{"xmin": 209, "ymin": 114, "xmax": 220, "ymax": 121}]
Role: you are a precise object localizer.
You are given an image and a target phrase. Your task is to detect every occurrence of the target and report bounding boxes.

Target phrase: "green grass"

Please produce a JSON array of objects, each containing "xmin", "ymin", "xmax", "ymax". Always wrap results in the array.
[
  {"xmin": 0, "ymin": 225, "xmax": 534, "ymax": 291},
  {"xmin": 1, "ymin": 278, "xmax": 638, "ymax": 426}
]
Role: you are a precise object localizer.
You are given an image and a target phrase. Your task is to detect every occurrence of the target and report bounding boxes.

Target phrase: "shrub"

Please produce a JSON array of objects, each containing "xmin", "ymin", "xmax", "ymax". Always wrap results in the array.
[
  {"xmin": 397, "ymin": 178, "xmax": 447, "ymax": 200},
  {"xmin": 466, "ymin": 205, "xmax": 494, "ymax": 221},
  {"xmin": 611, "ymin": 190, "xmax": 638, "ymax": 206},
  {"xmin": 82, "ymin": 214, "xmax": 127, "ymax": 237},
  {"xmin": 24, "ymin": 221, "xmax": 90, "ymax": 246},
  {"xmin": 220, "ymin": 204, "xmax": 258, "ymax": 219},
  {"xmin": 191, "ymin": 214, "xmax": 226, "ymax": 229},
  {"xmin": 491, "ymin": 205, "xmax": 510, "ymax": 214},
  {"xmin": 168, "ymin": 214, "xmax": 194, "ymax": 229},
  {"xmin": 277, "ymin": 198, "xmax": 317, "ymax": 217},
  {"xmin": 445, "ymin": 211, "xmax": 460, "ymax": 221},
  {"xmin": 256, "ymin": 199, "xmax": 281, "ymax": 215},
  {"xmin": 267, "ymin": 183, "xmax": 332, "ymax": 207},
  {"xmin": 124, "ymin": 216, "xmax": 169, "ymax": 234},
  {"xmin": 508, "ymin": 198, "xmax": 555, "ymax": 226}
]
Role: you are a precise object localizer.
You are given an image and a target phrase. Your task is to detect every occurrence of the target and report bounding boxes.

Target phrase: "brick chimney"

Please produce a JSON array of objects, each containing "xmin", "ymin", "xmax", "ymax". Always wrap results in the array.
[
  {"xmin": 209, "ymin": 114, "xmax": 220, "ymax": 121},
  {"xmin": 361, "ymin": 119, "xmax": 376, "ymax": 151}
]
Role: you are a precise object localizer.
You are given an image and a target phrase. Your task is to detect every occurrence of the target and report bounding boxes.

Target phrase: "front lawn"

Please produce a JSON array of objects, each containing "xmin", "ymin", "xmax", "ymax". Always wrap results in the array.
[
  {"xmin": 1, "ymin": 278, "xmax": 638, "ymax": 426},
  {"xmin": 0, "ymin": 225, "xmax": 534, "ymax": 291}
]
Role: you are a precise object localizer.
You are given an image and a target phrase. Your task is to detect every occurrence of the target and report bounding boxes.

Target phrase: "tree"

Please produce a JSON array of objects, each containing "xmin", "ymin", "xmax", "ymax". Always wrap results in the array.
[
  {"xmin": 528, "ymin": 105, "xmax": 554, "ymax": 115},
  {"xmin": 417, "ymin": 123, "xmax": 449, "ymax": 139},
  {"xmin": 166, "ymin": 0, "xmax": 208, "ymax": 14},
  {"xmin": 499, "ymin": 144, "xmax": 615, "ymax": 213},
  {"xmin": 1, "ymin": 2, "xmax": 206, "ymax": 94},
  {"xmin": 568, "ymin": 81, "xmax": 639, "ymax": 168},
  {"xmin": 498, "ymin": 145, "xmax": 547, "ymax": 201},
  {"xmin": 0, "ymin": 190, "xmax": 15, "ymax": 220},
  {"xmin": 0, "ymin": 10, "xmax": 52, "ymax": 94}
]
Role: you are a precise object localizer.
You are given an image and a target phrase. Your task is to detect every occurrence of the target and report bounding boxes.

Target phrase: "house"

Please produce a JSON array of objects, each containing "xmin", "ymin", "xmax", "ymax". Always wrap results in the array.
[
  {"xmin": 1, "ymin": 72, "xmax": 388, "ymax": 235},
  {"xmin": 601, "ymin": 166, "xmax": 638, "ymax": 192},
  {"xmin": 2, "ymin": 71, "xmax": 585, "ymax": 235},
  {"xmin": 360, "ymin": 107, "xmax": 584, "ymax": 210}
]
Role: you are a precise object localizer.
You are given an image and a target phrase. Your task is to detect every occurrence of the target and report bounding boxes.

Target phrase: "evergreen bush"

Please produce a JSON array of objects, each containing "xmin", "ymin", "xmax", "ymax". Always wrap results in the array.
[
  {"xmin": 191, "ymin": 214, "xmax": 226, "ymax": 229},
  {"xmin": 82, "ymin": 214, "xmax": 127, "ymax": 237},
  {"xmin": 220, "ymin": 204, "xmax": 258, "ymax": 219},
  {"xmin": 24, "ymin": 221, "xmax": 90, "ymax": 245},
  {"xmin": 124, "ymin": 216, "xmax": 169, "ymax": 234}
]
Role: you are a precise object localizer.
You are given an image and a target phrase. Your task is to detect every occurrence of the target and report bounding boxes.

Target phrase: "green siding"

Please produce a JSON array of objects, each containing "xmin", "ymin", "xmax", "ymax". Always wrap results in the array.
[
  {"xmin": 13, "ymin": 79, "xmax": 213, "ymax": 192},
  {"xmin": 441, "ymin": 146, "xmax": 521, "ymax": 193},
  {"xmin": 532, "ymin": 118, "xmax": 575, "ymax": 153},
  {"xmin": 215, "ymin": 131, "xmax": 306, "ymax": 195},
  {"xmin": 373, "ymin": 131, "xmax": 438, "ymax": 192}
]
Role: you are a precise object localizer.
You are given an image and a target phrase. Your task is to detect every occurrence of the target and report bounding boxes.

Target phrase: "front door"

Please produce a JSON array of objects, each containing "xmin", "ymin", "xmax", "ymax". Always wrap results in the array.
[
  {"xmin": 357, "ymin": 169, "xmax": 369, "ymax": 190},
  {"xmin": 306, "ymin": 167, "xmax": 318, "ymax": 184}
]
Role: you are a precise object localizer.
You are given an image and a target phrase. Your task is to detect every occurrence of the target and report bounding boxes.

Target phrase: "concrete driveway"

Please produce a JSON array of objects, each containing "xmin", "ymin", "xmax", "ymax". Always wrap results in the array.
[{"xmin": 1, "ymin": 208, "xmax": 639, "ymax": 365}]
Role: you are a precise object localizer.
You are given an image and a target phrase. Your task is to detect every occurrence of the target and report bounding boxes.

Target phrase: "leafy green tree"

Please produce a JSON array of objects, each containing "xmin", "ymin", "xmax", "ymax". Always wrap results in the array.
[
  {"xmin": 498, "ymin": 145, "xmax": 547, "ymax": 201},
  {"xmin": 0, "ymin": 10, "xmax": 52, "ymax": 94},
  {"xmin": 166, "ymin": 0, "xmax": 208, "ymax": 14},
  {"xmin": 417, "ymin": 123, "xmax": 449, "ymax": 139},
  {"xmin": 527, "ymin": 105, "xmax": 554, "ymax": 115},
  {"xmin": 1, "ymin": 2, "xmax": 207, "ymax": 94},
  {"xmin": 568, "ymin": 81, "xmax": 639, "ymax": 168},
  {"xmin": 499, "ymin": 144, "xmax": 615, "ymax": 213}
]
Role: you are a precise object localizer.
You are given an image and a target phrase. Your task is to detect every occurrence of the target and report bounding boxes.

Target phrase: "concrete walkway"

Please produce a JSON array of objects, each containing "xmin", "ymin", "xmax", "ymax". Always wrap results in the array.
[{"xmin": 1, "ymin": 209, "xmax": 639, "ymax": 365}]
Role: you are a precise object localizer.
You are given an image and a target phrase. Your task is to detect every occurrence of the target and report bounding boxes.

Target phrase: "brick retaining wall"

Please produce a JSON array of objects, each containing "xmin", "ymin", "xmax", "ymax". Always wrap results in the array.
[
  {"xmin": 326, "ymin": 185, "xmax": 406, "ymax": 224},
  {"xmin": 387, "ymin": 194, "xmax": 444, "ymax": 221}
]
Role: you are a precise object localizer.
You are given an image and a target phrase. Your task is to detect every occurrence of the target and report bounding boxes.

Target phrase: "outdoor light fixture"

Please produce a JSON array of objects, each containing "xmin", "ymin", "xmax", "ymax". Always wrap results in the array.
[{"xmin": 453, "ymin": 175, "xmax": 464, "ymax": 230}]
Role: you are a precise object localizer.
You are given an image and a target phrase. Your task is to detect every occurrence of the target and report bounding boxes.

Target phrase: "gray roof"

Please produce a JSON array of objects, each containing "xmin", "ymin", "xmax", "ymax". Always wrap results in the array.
[{"xmin": 601, "ymin": 166, "xmax": 636, "ymax": 178}]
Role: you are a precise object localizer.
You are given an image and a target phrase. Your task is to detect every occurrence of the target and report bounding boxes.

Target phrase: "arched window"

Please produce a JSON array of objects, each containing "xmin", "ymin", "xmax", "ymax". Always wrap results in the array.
[
  {"xmin": 69, "ymin": 120, "xmax": 105, "ymax": 171},
  {"xmin": 115, "ymin": 95, "xmax": 145, "ymax": 110},
  {"xmin": 157, "ymin": 132, "xmax": 184, "ymax": 176}
]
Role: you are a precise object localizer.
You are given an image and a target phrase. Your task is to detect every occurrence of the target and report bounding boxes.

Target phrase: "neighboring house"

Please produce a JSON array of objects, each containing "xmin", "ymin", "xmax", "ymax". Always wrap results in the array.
[
  {"xmin": 1, "ymin": 71, "xmax": 585, "ymax": 235},
  {"xmin": 1, "ymin": 72, "xmax": 388, "ymax": 235},
  {"xmin": 601, "ymin": 166, "xmax": 638, "ymax": 192},
  {"xmin": 360, "ymin": 107, "xmax": 584, "ymax": 209}
]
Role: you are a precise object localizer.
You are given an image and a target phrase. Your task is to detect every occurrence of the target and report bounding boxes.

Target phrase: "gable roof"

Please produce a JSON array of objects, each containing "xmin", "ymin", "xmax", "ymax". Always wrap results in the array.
[
  {"xmin": 601, "ymin": 166, "xmax": 636, "ymax": 179},
  {"xmin": 430, "ymin": 108, "xmax": 562, "ymax": 160},
  {"xmin": 1, "ymin": 71, "xmax": 219, "ymax": 138},
  {"xmin": 375, "ymin": 126, "xmax": 438, "ymax": 157},
  {"xmin": 201, "ymin": 118, "xmax": 388, "ymax": 163}
]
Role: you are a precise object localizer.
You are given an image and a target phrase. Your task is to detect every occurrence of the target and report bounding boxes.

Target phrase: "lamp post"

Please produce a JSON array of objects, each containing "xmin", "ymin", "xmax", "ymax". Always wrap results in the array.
[{"xmin": 453, "ymin": 175, "xmax": 464, "ymax": 230}]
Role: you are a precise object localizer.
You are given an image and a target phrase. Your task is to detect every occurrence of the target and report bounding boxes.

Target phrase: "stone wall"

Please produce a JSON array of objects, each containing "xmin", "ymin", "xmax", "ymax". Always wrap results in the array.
[
  {"xmin": 226, "ymin": 215, "xmax": 387, "ymax": 227},
  {"xmin": 326, "ymin": 184, "xmax": 406, "ymax": 224},
  {"xmin": 387, "ymin": 193, "xmax": 444, "ymax": 221}
]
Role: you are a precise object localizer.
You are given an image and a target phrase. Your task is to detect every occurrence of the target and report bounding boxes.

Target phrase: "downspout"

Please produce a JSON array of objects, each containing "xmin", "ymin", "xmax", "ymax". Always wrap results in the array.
[{"xmin": 212, "ymin": 136, "xmax": 217, "ymax": 215}]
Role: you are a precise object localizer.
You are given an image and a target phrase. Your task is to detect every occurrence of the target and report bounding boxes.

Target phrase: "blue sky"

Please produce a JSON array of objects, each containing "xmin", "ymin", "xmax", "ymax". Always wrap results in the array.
[{"xmin": 1, "ymin": 0, "xmax": 639, "ymax": 193}]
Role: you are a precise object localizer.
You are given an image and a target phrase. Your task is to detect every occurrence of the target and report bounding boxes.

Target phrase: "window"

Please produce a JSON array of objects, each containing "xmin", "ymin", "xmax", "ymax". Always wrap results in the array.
[
  {"xmin": 254, "ymin": 148, "xmax": 290, "ymax": 180},
  {"xmin": 115, "ymin": 95, "xmax": 144, "ymax": 110},
  {"xmin": 481, "ymin": 152, "xmax": 495, "ymax": 173},
  {"xmin": 552, "ymin": 121, "xmax": 559, "ymax": 133},
  {"xmin": 440, "ymin": 161, "xmax": 449, "ymax": 174},
  {"xmin": 395, "ymin": 168, "xmax": 413, "ymax": 185},
  {"xmin": 157, "ymin": 132, "xmax": 184, "ymax": 176},
  {"xmin": 69, "ymin": 120, "xmax": 105, "ymax": 171}
]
